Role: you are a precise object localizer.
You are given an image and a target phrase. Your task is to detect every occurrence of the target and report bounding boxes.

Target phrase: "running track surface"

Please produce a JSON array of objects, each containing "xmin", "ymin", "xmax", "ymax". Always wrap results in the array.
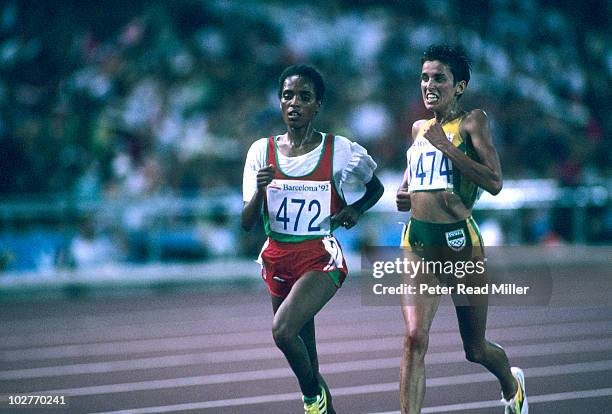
[{"xmin": 1, "ymin": 274, "xmax": 611, "ymax": 414}]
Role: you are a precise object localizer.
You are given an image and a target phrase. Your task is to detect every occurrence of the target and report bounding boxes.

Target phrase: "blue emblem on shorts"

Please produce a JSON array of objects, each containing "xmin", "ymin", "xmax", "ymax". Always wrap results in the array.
[{"xmin": 445, "ymin": 229, "xmax": 466, "ymax": 251}]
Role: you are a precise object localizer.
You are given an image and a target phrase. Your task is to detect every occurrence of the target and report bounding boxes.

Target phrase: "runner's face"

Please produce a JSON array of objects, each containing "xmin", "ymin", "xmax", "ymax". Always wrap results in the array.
[
  {"xmin": 280, "ymin": 75, "xmax": 320, "ymax": 128},
  {"xmin": 421, "ymin": 60, "xmax": 463, "ymax": 113}
]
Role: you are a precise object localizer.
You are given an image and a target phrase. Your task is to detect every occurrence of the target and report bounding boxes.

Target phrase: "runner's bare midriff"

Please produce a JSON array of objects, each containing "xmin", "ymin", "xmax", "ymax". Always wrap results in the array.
[{"xmin": 410, "ymin": 191, "xmax": 471, "ymax": 223}]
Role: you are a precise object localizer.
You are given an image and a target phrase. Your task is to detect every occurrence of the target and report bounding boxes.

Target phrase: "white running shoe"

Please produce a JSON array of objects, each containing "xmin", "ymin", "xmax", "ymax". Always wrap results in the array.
[{"xmin": 502, "ymin": 367, "xmax": 528, "ymax": 413}]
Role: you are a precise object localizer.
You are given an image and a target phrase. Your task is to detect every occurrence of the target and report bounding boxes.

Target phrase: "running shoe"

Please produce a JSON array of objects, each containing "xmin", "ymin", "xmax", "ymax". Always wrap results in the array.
[
  {"xmin": 503, "ymin": 367, "xmax": 528, "ymax": 413},
  {"xmin": 303, "ymin": 386, "xmax": 327, "ymax": 414}
]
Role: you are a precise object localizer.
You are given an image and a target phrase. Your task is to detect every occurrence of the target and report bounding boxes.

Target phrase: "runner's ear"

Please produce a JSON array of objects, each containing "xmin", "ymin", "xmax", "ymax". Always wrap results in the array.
[{"xmin": 455, "ymin": 80, "xmax": 466, "ymax": 98}]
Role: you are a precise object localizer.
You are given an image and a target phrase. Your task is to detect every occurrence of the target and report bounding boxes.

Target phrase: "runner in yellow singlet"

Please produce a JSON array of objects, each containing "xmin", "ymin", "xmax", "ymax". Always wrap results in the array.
[{"xmin": 396, "ymin": 45, "xmax": 527, "ymax": 414}]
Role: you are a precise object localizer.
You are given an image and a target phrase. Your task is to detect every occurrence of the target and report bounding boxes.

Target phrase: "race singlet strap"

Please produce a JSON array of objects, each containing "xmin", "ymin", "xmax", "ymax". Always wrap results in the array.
[{"xmin": 264, "ymin": 134, "xmax": 337, "ymax": 240}]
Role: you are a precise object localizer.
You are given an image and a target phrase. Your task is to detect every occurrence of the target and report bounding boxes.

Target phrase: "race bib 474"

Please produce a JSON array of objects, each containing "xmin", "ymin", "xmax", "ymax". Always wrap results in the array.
[{"xmin": 407, "ymin": 138, "xmax": 454, "ymax": 192}]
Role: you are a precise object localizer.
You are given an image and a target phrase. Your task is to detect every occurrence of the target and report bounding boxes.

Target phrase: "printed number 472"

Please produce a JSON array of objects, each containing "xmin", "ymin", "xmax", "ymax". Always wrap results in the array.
[{"xmin": 276, "ymin": 197, "xmax": 321, "ymax": 231}]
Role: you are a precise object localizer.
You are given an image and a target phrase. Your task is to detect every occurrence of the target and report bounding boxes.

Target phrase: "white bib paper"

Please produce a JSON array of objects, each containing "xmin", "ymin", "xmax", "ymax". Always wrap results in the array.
[
  {"xmin": 407, "ymin": 137, "xmax": 454, "ymax": 191},
  {"xmin": 266, "ymin": 179, "xmax": 331, "ymax": 236}
]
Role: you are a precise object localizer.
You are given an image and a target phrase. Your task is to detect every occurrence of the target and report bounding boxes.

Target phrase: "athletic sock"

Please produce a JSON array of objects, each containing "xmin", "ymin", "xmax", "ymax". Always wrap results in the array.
[{"xmin": 303, "ymin": 395, "xmax": 318, "ymax": 404}]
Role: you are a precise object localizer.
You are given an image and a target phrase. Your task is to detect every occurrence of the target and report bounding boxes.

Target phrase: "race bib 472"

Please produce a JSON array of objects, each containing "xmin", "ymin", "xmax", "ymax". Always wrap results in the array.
[{"xmin": 267, "ymin": 179, "xmax": 332, "ymax": 236}]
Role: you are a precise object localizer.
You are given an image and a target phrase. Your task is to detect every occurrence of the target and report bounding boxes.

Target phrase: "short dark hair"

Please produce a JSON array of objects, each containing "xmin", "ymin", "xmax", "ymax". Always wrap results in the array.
[
  {"xmin": 421, "ymin": 44, "xmax": 472, "ymax": 86},
  {"xmin": 278, "ymin": 64, "xmax": 325, "ymax": 102}
]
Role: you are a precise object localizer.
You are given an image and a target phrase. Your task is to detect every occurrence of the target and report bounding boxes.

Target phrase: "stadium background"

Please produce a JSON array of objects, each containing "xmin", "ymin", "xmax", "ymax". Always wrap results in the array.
[
  {"xmin": 0, "ymin": 1, "xmax": 611, "ymax": 413},
  {"xmin": 0, "ymin": 0, "xmax": 609, "ymax": 278}
]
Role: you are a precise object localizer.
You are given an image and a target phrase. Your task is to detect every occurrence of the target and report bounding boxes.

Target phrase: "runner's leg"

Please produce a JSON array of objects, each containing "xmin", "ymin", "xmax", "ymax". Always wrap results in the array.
[
  {"xmin": 271, "ymin": 270, "xmax": 337, "ymax": 398},
  {"xmin": 400, "ymin": 251, "xmax": 442, "ymax": 414},
  {"xmin": 299, "ymin": 317, "xmax": 336, "ymax": 413},
  {"xmin": 452, "ymin": 263, "xmax": 518, "ymax": 400}
]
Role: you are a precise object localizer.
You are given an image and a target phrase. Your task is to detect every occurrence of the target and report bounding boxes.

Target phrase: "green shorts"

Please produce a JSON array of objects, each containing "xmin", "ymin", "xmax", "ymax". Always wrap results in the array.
[{"xmin": 401, "ymin": 216, "xmax": 484, "ymax": 261}]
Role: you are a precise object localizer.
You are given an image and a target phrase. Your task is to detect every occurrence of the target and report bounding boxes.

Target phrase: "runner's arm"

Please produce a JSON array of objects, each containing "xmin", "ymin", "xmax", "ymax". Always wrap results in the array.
[
  {"xmin": 422, "ymin": 110, "xmax": 502, "ymax": 195},
  {"xmin": 396, "ymin": 170, "xmax": 411, "ymax": 212},
  {"xmin": 241, "ymin": 165, "xmax": 275, "ymax": 231},
  {"xmin": 331, "ymin": 174, "xmax": 384, "ymax": 229},
  {"xmin": 396, "ymin": 122, "xmax": 421, "ymax": 212}
]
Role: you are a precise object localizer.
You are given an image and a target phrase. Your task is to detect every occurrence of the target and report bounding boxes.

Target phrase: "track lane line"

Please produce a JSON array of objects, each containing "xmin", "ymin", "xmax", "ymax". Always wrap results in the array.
[
  {"xmin": 2, "ymin": 329, "xmax": 611, "ymax": 381},
  {"xmin": 5, "ymin": 307, "xmax": 611, "ymax": 349},
  {"xmin": 4, "ymin": 302, "xmax": 610, "ymax": 340},
  {"xmin": 2, "ymin": 335, "xmax": 610, "ymax": 380},
  {"xmin": 15, "ymin": 345, "xmax": 612, "ymax": 397},
  {"xmin": 371, "ymin": 387, "xmax": 612, "ymax": 413},
  {"xmin": 2, "ymin": 319, "xmax": 611, "ymax": 362},
  {"xmin": 82, "ymin": 368, "xmax": 612, "ymax": 413}
]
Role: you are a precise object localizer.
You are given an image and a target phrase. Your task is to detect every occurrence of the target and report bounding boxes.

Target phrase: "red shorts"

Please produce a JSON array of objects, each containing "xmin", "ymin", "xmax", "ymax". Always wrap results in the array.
[{"xmin": 258, "ymin": 236, "xmax": 348, "ymax": 298}]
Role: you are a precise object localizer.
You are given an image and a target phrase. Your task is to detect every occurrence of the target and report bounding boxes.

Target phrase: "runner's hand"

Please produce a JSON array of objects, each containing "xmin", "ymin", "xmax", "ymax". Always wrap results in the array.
[
  {"xmin": 422, "ymin": 121, "xmax": 450, "ymax": 150},
  {"xmin": 396, "ymin": 189, "xmax": 411, "ymax": 212},
  {"xmin": 331, "ymin": 206, "xmax": 360, "ymax": 229},
  {"xmin": 256, "ymin": 164, "xmax": 275, "ymax": 191}
]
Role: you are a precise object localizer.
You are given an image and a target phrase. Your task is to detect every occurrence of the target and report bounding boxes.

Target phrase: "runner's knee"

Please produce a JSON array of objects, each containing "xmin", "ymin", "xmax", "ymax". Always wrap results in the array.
[
  {"xmin": 404, "ymin": 328, "xmax": 430, "ymax": 356},
  {"xmin": 464, "ymin": 343, "xmax": 486, "ymax": 363},
  {"xmin": 272, "ymin": 319, "xmax": 298, "ymax": 348}
]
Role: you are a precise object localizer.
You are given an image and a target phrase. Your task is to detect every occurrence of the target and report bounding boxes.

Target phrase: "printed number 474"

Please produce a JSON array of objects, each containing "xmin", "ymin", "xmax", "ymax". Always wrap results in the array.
[{"xmin": 415, "ymin": 152, "xmax": 451, "ymax": 184}]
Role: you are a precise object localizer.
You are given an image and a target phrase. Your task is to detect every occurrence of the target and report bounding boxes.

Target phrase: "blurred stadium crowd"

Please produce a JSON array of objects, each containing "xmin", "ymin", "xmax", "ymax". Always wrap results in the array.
[{"xmin": 0, "ymin": 0, "xmax": 610, "ymax": 272}]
